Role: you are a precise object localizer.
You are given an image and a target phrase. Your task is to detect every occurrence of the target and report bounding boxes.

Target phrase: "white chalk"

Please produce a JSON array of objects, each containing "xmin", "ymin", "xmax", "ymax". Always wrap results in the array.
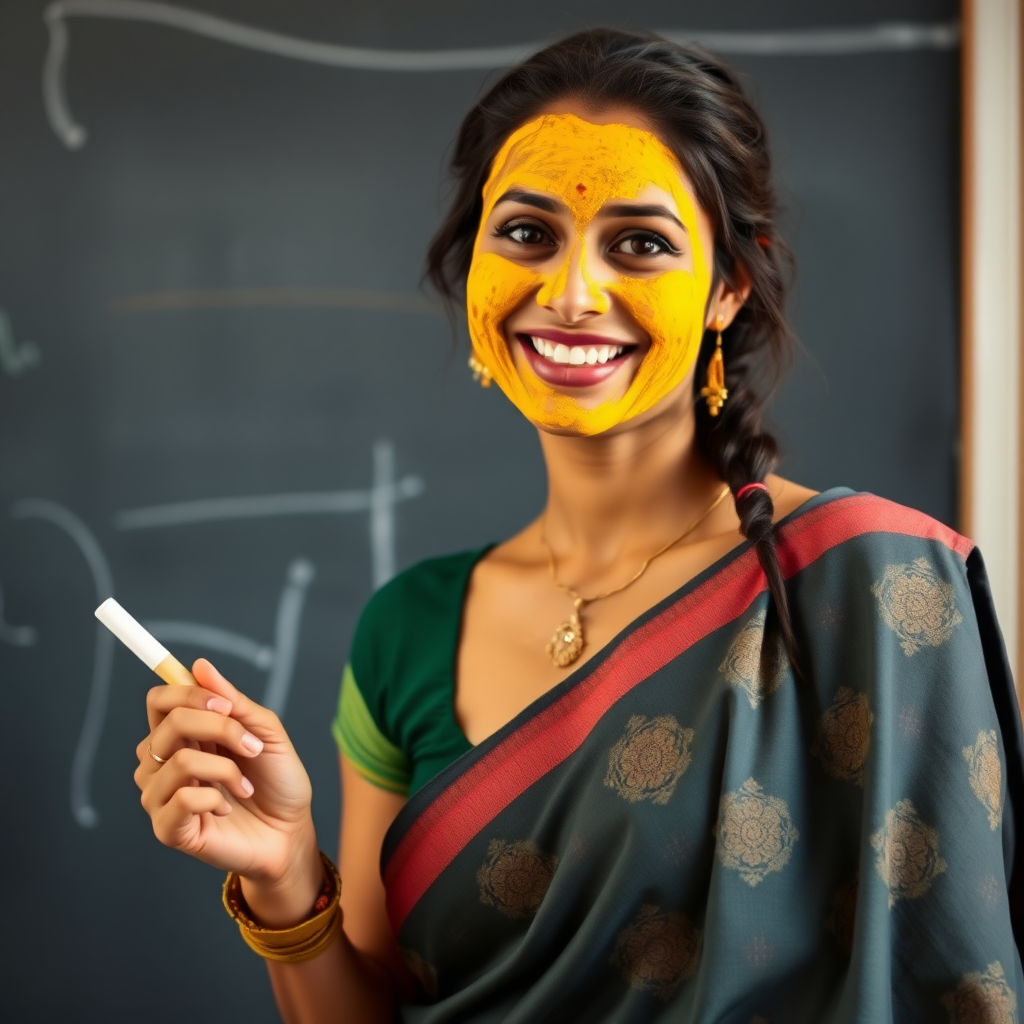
[
  {"xmin": 94, "ymin": 598, "xmax": 195, "ymax": 685},
  {"xmin": 96, "ymin": 598, "xmax": 167, "ymax": 668}
]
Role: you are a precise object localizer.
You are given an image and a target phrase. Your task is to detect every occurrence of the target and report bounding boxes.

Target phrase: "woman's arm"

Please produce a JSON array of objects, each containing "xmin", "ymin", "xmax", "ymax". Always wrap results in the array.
[
  {"xmin": 135, "ymin": 660, "xmax": 406, "ymax": 1024},
  {"xmin": 251, "ymin": 756, "xmax": 410, "ymax": 1024}
]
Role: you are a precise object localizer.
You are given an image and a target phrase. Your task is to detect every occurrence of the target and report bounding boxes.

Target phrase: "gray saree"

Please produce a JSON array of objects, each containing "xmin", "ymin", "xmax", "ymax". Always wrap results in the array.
[{"xmin": 381, "ymin": 489, "xmax": 1024, "ymax": 1023}]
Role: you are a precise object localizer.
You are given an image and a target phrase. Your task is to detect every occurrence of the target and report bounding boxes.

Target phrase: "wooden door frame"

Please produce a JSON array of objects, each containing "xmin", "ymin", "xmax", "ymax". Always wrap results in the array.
[{"xmin": 959, "ymin": 0, "xmax": 1022, "ymax": 688}]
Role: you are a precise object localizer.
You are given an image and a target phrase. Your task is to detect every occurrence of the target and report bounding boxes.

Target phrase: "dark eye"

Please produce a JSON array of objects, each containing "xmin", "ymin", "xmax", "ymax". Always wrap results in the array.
[
  {"xmin": 611, "ymin": 232, "xmax": 679, "ymax": 258},
  {"xmin": 494, "ymin": 220, "xmax": 554, "ymax": 247}
]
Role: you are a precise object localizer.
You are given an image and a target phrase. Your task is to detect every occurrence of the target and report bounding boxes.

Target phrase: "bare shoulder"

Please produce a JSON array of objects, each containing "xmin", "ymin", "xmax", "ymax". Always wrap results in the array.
[{"xmin": 766, "ymin": 474, "xmax": 819, "ymax": 521}]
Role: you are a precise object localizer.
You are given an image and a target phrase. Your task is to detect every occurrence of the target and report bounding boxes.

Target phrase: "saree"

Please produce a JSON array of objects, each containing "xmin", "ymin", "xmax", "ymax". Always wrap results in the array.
[{"xmin": 381, "ymin": 490, "xmax": 1024, "ymax": 1023}]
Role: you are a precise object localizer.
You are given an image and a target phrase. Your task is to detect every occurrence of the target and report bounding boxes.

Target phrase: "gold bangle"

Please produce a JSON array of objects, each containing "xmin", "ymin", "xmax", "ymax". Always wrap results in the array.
[{"xmin": 222, "ymin": 851, "xmax": 342, "ymax": 963}]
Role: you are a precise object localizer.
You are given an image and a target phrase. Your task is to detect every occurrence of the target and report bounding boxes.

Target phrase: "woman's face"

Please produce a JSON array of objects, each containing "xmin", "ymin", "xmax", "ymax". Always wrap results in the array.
[{"xmin": 468, "ymin": 105, "xmax": 719, "ymax": 436}]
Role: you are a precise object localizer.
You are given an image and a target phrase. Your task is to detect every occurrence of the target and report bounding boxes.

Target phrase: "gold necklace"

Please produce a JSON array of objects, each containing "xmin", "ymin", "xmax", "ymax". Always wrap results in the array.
[{"xmin": 541, "ymin": 485, "xmax": 730, "ymax": 668}]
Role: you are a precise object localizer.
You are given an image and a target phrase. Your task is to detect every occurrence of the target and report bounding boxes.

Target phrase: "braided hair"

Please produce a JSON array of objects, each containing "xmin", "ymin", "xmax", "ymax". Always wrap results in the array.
[{"xmin": 425, "ymin": 28, "xmax": 798, "ymax": 664}]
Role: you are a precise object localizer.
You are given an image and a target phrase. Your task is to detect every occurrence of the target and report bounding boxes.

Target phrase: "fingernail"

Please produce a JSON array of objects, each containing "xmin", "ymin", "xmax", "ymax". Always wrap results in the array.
[
  {"xmin": 207, "ymin": 697, "xmax": 232, "ymax": 714},
  {"xmin": 240, "ymin": 733, "xmax": 263, "ymax": 755},
  {"xmin": 240, "ymin": 776, "xmax": 254, "ymax": 797}
]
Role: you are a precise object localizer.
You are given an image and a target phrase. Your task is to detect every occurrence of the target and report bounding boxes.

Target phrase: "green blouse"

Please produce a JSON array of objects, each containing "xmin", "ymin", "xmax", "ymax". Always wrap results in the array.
[{"xmin": 332, "ymin": 547, "xmax": 492, "ymax": 797}]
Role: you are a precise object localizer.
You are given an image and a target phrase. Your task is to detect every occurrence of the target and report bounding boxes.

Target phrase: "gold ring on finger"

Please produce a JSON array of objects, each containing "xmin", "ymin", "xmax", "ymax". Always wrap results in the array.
[{"xmin": 147, "ymin": 742, "xmax": 170, "ymax": 765}]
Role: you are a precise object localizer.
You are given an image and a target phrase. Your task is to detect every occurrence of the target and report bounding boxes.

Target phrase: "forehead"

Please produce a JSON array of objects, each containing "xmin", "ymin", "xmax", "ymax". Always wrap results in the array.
[{"xmin": 484, "ymin": 113, "xmax": 691, "ymax": 216}]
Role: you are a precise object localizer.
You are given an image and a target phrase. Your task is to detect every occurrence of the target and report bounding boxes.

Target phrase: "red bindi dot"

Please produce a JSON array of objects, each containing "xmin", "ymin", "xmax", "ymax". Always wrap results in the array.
[{"xmin": 576, "ymin": 183, "xmax": 587, "ymax": 194}]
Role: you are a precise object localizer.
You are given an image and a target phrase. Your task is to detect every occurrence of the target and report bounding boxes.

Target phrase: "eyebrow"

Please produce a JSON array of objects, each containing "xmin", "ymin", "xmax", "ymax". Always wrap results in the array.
[
  {"xmin": 493, "ymin": 189, "xmax": 563, "ymax": 213},
  {"xmin": 600, "ymin": 202, "xmax": 685, "ymax": 231}
]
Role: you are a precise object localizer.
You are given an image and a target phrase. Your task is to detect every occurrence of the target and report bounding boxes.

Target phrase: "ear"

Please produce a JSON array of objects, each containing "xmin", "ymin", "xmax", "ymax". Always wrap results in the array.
[{"xmin": 705, "ymin": 260, "xmax": 752, "ymax": 330}]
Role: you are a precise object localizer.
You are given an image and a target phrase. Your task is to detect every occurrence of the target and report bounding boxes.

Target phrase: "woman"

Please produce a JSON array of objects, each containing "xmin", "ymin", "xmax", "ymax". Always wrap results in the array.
[{"xmin": 134, "ymin": 29, "xmax": 1023, "ymax": 1023}]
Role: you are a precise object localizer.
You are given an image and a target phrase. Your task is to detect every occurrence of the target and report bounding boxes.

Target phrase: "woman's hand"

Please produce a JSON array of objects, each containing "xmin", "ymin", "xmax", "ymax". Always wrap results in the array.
[{"xmin": 134, "ymin": 658, "xmax": 315, "ymax": 890}]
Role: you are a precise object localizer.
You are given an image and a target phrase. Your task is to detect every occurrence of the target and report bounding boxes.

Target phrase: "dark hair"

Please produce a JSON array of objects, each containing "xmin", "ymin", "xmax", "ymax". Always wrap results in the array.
[{"xmin": 426, "ymin": 27, "xmax": 798, "ymax": 667}]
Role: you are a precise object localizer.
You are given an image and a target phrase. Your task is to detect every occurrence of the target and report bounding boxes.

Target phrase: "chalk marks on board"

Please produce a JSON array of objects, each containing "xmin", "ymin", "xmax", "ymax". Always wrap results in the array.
[
  {"xmin": 115, "ymin": 440, "xmax": 423, "ymax": 589},
  {"xmin": 12, "ymin": 498, "xmax": 116, "ymax": 829},
  {"xmin": 41, "ymin": 0, "xmax": 533, "ymax": 149},
  {"xmin": 42, "ymin": 0, "xmax": 958, "ymax": 149},
  {"xmin": 143, "ymin": 621, "xmax": 273, "ymax": 670},
  {"xmin": 0, "ymin": 584, "xmax": 37, "ymax": 645},
  {"xmin": 0, "ymin": 307, "xmax": 41, "ymax": 377},
  {"xmin": 7, "ymin": 439, "xmax": 423, "ymax": 827},
  {"xmin": 142, "ymin": 558, "xmax": 316, "ymax": 718}
]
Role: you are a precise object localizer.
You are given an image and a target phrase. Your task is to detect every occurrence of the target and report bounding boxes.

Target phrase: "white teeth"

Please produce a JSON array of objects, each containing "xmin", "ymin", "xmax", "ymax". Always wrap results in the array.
[{"xmin": 529, "ymin": 338, "xmax": 627, "ymax": 366}]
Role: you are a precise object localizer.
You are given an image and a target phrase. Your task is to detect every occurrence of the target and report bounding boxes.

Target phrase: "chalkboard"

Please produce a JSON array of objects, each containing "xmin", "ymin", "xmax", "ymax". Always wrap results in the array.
[{"xmin": 0, "ymin": 0, "xmax": 958, "ymax": 1019}]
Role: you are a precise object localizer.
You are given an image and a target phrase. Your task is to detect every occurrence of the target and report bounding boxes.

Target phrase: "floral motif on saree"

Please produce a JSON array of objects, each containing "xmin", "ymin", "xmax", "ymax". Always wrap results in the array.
[
  {"xmin": 941, "ymin": 961, "xmax": 1017, "ymax": 1024},
  {"xmin": 718, "ymin": 610, "xmax": 786, "ymax": 708},
  {"xmin": 714, "ymin": 778, "xmax": 799, "ymax": 887},
  {"xmin": 871, "ymin": 556, "xmax": 963, "ymax": 656},
  {"xmin": 870, "ymin": 798, "xmax": 947, "ymax": 907},
  {"xmin": 604, "ymin": 714, "xmax": 693, "ymax": 804},
  {"xmin": 812, "ymin": 687, "xmax": 873, "ymax": 785},
  {"xmin": 963, "ymin": 729, "xmax": 1004, "ymax": 831},
  {"xmin": 475, "ymin": 838, "xmax": 558, "ymax": 920},
  {"xmin": 610, "ymin": 904, "xmax": 701, "ymax": 1000}
]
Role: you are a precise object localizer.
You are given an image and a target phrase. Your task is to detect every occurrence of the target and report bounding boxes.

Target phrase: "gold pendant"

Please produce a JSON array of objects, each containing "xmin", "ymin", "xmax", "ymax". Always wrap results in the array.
[{"xmin": 547, "ymin": 611, "xmax": 584, "ymax": 668}]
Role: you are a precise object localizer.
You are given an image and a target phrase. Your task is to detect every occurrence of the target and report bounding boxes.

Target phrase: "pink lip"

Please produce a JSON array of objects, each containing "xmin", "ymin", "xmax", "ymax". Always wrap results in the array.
[{"xmin": 517, "ymin": 333, "xmax": 635, "ymax": 388}]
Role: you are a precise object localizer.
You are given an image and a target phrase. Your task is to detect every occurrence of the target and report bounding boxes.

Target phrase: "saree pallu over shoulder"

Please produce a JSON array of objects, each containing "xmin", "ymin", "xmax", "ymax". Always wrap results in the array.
[{"xmin": 382, "ymin": 490, "xmax": 1024, "ymax": 1023}]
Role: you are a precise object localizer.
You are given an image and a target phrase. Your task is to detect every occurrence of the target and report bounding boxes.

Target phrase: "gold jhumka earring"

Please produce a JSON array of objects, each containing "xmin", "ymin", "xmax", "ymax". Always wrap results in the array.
[
  {"xmin": 468, "ymin": 355, "xmax": 492, "ymax": 387},
  {"xmin": 700, "ymin": 315, "xmax": 728, "ymax": 416}
]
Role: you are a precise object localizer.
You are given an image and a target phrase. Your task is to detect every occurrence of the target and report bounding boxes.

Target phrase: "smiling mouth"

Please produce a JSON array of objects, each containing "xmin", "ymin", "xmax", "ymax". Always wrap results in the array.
[
  {"xmin": 524, "ymin": 335, "xmax": 630, "ymax": 366},
  {"xmin": 515, "ymin": 332, "xmax": 639, "ymax": 388}
]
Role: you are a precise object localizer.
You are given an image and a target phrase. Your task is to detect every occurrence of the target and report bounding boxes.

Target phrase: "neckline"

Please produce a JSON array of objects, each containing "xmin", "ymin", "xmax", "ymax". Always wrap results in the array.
[{"xmin": 446, "ymin": 486, "xmax": 852, "ymax": 751}]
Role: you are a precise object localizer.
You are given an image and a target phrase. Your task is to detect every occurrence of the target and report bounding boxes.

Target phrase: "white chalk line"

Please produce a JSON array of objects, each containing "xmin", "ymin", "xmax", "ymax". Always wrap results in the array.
[
  {"xmin": 42, "ymin": 1, "xmax": 959, "ymax": 149},
  {"xmin": 114, "ymin": 478, "xmax": 424, "ymax": 529},
  {"xmin": 143, "ymin": 557, "xmax": 315, "ymax": 716},
  {"xmin": 113, "ymin": 439, "xmax": 417, "ymax": 593},
  {"xmin": 12, "ymin": 499, "xmax": 114, "ymax": 828},
  {"xmin": 263, "ymin": 558, "xmax": 315, "ymax": 715},
  {"xmin": 659, "ymin": 22, "xmax": 958, "ymax": 56}
]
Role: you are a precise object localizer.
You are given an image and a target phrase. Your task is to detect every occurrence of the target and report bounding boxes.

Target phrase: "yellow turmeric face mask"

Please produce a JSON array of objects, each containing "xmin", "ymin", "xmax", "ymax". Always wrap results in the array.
[{"xmin": 467, "ymin": 113, "xmax": 712, "ymax": 435}]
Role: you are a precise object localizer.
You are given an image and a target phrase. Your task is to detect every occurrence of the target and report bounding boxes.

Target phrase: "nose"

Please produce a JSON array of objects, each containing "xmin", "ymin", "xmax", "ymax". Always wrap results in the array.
[{"xmin": 535, "ymin": 242, "xmax": 610, "ymax": 321}]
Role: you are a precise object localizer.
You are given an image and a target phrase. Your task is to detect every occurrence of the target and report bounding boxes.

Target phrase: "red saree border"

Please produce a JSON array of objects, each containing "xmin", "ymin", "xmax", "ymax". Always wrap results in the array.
[{"xmin": 383, "ymin": 493, "xmax": 973, "ymax": 932}]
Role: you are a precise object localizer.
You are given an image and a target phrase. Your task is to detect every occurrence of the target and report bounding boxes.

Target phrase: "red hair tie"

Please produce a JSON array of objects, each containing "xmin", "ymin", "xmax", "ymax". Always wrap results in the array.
[
  {"xmin": 735, "ymin": 482, "xmax": 769, "ymax": 501},
  {"xmin": 755, "ymin": 233, "xmax": 771, "ymax": 250}
]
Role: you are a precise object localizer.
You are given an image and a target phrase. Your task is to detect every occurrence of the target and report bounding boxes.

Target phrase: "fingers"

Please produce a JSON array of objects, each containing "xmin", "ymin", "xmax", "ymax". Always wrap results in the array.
[
  {"xmin": 141, "ymin": 705, "xmax": 264, "ymax": 768},
  {"xmin": 145, "ymin": 672, "xmax": 233, "ymax": 734},
  {"xmin": 149, "ymin": 786, "xmax": 232, "ymax": 850},
  {"xmin": 144, "ymin": 659, "xmax": 286, "ymax": 752},
  {"xmin": 140, "ymin": 746, "xmax": 255, "ymax": 820},
  {"xmin": 190, "ymin": 659, "xmax": 287, "ymax": 744}
]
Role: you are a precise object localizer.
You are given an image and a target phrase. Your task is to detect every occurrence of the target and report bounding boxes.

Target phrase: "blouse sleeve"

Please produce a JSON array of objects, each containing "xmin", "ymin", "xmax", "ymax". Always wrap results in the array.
[{"xmin": 332, "ymin": 662, "xmax": 411, "ymax": 796}]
